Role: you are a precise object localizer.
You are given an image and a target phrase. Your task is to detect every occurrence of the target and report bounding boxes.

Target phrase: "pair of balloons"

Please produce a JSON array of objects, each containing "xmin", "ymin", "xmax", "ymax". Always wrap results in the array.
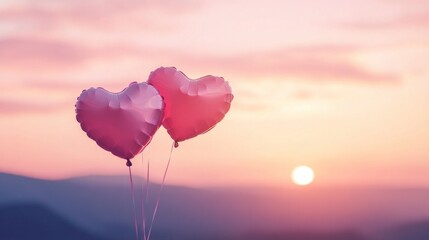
[{"xmin": 75, "ymin": 67, "xmax": 233, "ymax": 163}]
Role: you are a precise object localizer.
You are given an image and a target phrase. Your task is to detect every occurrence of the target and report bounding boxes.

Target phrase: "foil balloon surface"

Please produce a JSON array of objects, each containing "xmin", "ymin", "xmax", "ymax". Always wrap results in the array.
[
  {"xmin": 148, "ymin": 67, "xmax": 233, "ymax": 143},
  {"xmin": 75, "ymin": 82, "xmax": 164, "ymax": 160}
]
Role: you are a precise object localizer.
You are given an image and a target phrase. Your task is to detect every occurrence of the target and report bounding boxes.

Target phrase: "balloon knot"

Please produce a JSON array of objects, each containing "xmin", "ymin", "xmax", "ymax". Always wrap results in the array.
[
  {"xmin": 126, "ymin": 159, "xmax": 132, "ymax": 167},
  {"xmin": 174, "ymin": 141, "xmax": 179, "ymax": 148}
]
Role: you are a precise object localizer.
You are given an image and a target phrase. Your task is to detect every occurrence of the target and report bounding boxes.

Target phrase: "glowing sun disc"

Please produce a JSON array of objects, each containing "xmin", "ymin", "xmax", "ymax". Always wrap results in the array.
[{"xmin": 291, "ymin": 166, "xmax": 314, "ymax": 186}]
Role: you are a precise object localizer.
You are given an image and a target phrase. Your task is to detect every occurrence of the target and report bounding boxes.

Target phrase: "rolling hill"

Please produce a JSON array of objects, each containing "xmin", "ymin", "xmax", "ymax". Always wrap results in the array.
[
  {"xmin": 2, "ymin": 172, "xmax": 429, "ymax": 239},
  {"xmin": 0, "ymin": 202, "xmax": 105, "ymax": 240}
]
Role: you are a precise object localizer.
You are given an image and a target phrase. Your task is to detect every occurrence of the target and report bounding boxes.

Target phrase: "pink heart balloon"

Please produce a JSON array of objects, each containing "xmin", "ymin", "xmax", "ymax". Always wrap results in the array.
[
  {"xmin": 147, "ymin": 67, "xmax": 233, "ymax": 143},
  {"xmin": 75, "ymin": 82, "xmax": 164, "ymax": 161}
]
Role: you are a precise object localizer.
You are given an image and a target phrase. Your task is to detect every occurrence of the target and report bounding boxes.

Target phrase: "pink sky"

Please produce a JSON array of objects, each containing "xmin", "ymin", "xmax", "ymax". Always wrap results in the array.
[{"xmin": 1, "ymin": 0, "xmax": 429, "ymax": 187}]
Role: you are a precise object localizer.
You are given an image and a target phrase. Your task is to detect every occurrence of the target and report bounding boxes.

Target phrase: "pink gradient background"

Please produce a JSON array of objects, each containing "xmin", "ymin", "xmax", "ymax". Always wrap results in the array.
[{"xmin": 1, "ymin": 0, "xmax": 429, "ymax": 188}]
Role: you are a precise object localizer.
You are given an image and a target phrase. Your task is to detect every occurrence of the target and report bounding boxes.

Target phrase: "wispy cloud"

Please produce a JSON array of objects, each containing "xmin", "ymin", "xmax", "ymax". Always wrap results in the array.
[
  {"xmin": 0, "ymin": 0, "xmax": 401, "ymax": 85},
  {"xmin": 0, "ymin": 39, "xmax": 399, "ymax": 85},
  {"xmin": 346, "ymin": 15, "xmax": 429, "ymax": 30},
  {"xmin": 0, "ymin": 0, "xmax": 202, "ymax": 32},
  {"xmin": 0, "ymin": 37, "xmax": 171, "ymax": 71},
  {"xmin": 0, "ymin": 99, "xmax": 69, "ymax": 114},
  {"xmin": 0, "ymin": 38, "xmax": 89, "ymax": 69},
  {"xmin": 344, "ymin": 8, "xmax": 429, "ymax": 30},
  {"xmin": 23, "ymin": 78, "xmax": 138, "ymax": 92},
  {"xmin": 172, "ymin": 45, "xmax": 401, "ymax": 83}
]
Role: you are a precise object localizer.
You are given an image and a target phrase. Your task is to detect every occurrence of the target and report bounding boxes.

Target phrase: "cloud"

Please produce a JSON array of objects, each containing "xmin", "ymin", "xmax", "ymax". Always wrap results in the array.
[
  {"xmin": 171, "ymin": 45, "xmax": 401, "ymax": 83},
  {"xmin": 23, "ymin": 79, "xmax": 138, "ymax": 93},
  {"xmin": 346, "ymin": 15, "xmax": 429, "ymax": 30},
  {"xmin": 0, "ymin": 38, "xmax": 89, "ymax": 70},
  {"xmin": 0, "ymin": 1, "xmax": 400, "ymax": 84},
  {"xmin": 344, "ymin": 10, "xmax": 429, "ymax": 30},
  {"xmin": 0, "ymin": 99, "xmax": 69, "ymax": 115},
  {"xmin": 0, "ymin": 37, "xmax": 163, "ymax": 73},
  {"xmin": 0, "ymin": 0, "xmax": 202, "ymax": 32},
  {"xmin": 0, "ymin": 40, "xmax": 399, "ymax": 85},
  {"xmin": 387, "ymin": 13, "xmax": 429, "ymax": 29},
  {"xmin": 293, "ymin": 90, "xmax": 316, "ymax": 100}
]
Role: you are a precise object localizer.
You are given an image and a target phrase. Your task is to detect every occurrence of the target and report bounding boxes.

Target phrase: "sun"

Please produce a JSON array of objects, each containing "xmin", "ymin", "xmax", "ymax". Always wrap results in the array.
[{"xmin": 291, "ymin": 166, "xmax": 314, "ymax": 186}]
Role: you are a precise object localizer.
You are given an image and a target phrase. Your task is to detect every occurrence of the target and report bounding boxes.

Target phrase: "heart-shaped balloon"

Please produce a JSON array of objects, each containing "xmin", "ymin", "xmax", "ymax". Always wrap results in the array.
[
  {"xmin": 75, "ymin": 82, "xmax": 164, "ymax": 161},
  {"xmin": 147, "ymin": 67, "xmax": 233, "ymax": 143}
]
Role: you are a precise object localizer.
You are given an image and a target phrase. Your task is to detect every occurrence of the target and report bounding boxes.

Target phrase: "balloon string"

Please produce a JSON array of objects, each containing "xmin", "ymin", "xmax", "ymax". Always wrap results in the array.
[
  {"xmin": 146, "ymin": 157, "xmax": 150, "ymax": 205},
  {"xmin": 141, "ymin": 155, "xmax": 149, "ymax": 240},
  {"xmin": 127, "ymin": 161, "xmax": 139, "ymax": 240},
  {"xmin": 147, "ymin": 141, "xmax": 175, "ymax": 240}
]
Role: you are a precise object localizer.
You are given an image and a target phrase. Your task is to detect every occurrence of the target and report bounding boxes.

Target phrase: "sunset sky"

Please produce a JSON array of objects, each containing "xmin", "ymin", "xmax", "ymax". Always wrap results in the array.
[{"xmin": 1, "ymin": 0, "xmax": 429, "ymax": 188}]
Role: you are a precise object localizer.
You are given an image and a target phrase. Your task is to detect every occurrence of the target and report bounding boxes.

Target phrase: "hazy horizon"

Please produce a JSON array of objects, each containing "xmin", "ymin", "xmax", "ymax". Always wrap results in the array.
[{"xmin": 4, "ymin": 171, "xmax": 429, "ymax": 190}]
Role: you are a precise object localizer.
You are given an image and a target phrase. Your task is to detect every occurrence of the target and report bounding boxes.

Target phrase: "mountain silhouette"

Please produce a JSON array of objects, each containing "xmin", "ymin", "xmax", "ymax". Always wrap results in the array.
[
  {"xmin": 0, "ymin": 202, "xmax": 105, "ymax": 240},
  {"xmin": 381, "ymin": 220, "xmax": 429, "ymax": 240},
  {"xmin": 2, "ymin": 172, "xmax": 429, "ymax": 239},
  {"xmin": 237, "ymin": 230, "xmax": 367, "ymax": 240}
]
